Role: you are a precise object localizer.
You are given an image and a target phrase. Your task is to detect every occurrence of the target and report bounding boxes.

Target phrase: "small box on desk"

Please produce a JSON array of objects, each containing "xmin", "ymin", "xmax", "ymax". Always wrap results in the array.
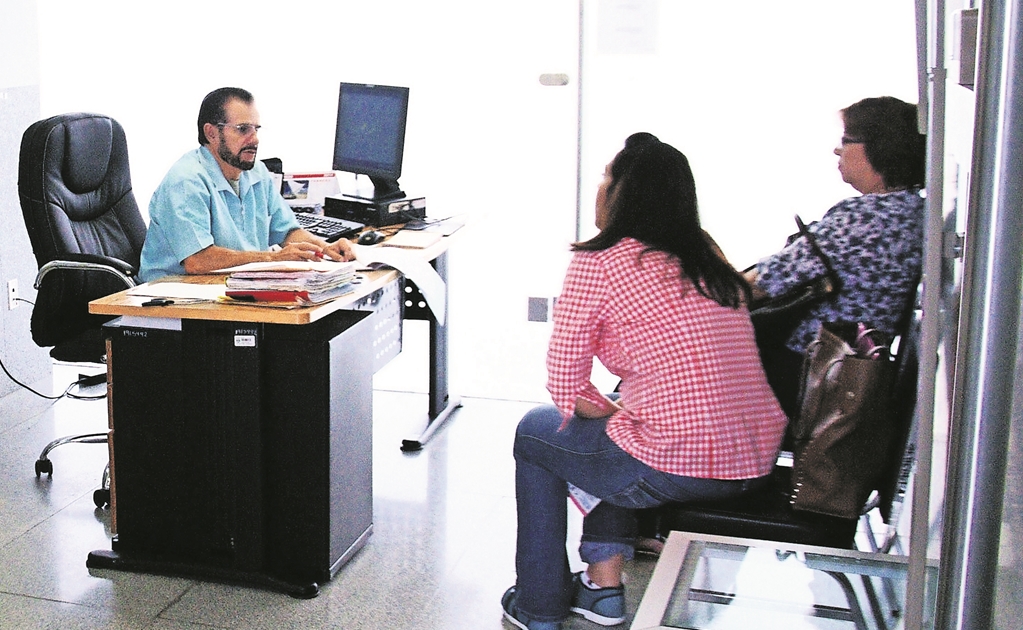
[{"xmin": 324, "ymin": 195, "xmax": 426, "ymax": 227}]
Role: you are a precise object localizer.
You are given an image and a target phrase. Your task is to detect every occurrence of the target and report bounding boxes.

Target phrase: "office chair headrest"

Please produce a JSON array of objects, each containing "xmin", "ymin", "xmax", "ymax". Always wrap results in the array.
[{"xmin": 62, "ymin": 116, "xmax": 115, "ymax": 194}]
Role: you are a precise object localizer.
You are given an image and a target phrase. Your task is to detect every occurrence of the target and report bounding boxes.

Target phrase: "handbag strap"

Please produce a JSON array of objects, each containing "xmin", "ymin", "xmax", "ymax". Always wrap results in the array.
[{"xmin": 794, "ymin": 215, "xmax": 842, "ymax": 294}]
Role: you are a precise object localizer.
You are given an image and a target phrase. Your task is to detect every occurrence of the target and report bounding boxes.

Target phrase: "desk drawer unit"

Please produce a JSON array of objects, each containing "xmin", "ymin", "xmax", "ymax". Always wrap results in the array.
[{"xmin": 90, "ymin": 309, "xmax": 375, "ymax": 597}]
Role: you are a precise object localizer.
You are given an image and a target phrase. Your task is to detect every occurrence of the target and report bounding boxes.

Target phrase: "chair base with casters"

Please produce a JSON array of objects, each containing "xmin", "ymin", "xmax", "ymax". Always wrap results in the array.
[
  {"xmin": 34, "ymin": 354, "xmax": 111, "ymax": 492},
  {"xmin": 34, "ymin": 432, "xmax": 111, "ymax": 507}
]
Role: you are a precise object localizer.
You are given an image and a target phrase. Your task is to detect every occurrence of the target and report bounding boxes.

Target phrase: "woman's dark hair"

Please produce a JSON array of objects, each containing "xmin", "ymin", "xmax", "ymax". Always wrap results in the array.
[
  {"xmin": 196, "ymin": 87, "xmax": 255, "ymax": 146},
  {"xmin": 574, "ymin": 133, "xmax": 750, "ymax": 309},
  {"xmin": 842, "ymin": 97, "xmax": 926, "ymax": 189}
]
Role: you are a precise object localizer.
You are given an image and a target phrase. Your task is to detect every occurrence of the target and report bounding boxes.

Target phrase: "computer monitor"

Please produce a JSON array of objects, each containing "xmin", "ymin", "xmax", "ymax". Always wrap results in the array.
[{"xmin": 332, "ymin": 82, "xmax": 410, "ymax": 202}]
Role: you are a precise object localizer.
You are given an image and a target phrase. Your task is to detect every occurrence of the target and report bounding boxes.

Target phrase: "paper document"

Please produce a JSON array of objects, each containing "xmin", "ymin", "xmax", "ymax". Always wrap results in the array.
[
  {"xmin": 381, "ymin": 231, "xmax": 443, "ymax": 249},
  {"xmin": 567, "ymin": 483, "xmax": 601, "ymax": 516},
  {"xmin": 127, "ymin": 282, "xmax": 226, "ymax": 301},
  {"xmin": 353, "ymin": 244, "xmax": 447, "ymax": 325},
  {"xmin": 212, "ymin": 260, "xmax": 353, "ymax": 274},
  {"xmin": 404, "ymin": 215, "xmax": 466, "ymax": 236}
]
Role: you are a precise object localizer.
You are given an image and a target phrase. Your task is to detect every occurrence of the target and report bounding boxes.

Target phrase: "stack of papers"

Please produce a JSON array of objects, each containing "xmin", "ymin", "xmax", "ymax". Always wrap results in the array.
[{"xmin": 221, "ymin": 261, "xmax": 357, "ymax": 305}]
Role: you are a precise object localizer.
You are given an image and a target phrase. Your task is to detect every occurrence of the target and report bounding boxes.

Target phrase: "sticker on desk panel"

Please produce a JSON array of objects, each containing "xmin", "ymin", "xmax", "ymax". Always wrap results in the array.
[{"xmin": 234, "ymin": 333, "xmax": 258, "ymax": 348}]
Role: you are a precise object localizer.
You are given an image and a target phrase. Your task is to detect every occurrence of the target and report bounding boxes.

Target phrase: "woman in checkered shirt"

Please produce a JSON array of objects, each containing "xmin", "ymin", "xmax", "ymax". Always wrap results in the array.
[{"xmin": 501, "ymin": 134, "xmax": 787, "ymax": 630}]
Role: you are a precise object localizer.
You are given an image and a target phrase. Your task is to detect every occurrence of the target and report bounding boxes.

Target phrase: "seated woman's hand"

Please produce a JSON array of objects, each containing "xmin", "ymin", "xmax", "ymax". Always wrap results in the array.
[{"xmin": 575, "ymin": 396, "xmax": 623, "ymax": 419}]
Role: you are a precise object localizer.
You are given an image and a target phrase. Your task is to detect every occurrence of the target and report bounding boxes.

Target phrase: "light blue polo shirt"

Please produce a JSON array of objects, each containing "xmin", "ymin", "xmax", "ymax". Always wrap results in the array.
[{"xmin": 139, "ymin": 146, "xmax": 299, "ymax": 282}]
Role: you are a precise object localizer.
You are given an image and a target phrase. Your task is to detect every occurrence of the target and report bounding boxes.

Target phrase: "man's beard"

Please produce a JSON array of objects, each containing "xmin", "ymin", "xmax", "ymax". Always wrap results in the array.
[{"xmin": 217, "ymin": 132, "xmax": 257, "ymax": 171}]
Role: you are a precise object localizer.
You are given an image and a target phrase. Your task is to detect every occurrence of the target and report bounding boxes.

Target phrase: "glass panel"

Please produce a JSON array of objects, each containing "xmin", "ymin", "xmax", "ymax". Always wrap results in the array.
[{"xmin": 651, "ymin": 537, "xmax": 926, "ymax": 630}]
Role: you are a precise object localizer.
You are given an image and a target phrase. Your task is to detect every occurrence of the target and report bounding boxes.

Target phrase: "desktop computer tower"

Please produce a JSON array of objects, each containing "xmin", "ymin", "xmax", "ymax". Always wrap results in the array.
[
  {"xmin": 95, "ymin": 310, "xmax": 374, "ymax": 591},
  {"xmin": 324, "ymin": 194, "xmax": 426, "ymax": 227}
]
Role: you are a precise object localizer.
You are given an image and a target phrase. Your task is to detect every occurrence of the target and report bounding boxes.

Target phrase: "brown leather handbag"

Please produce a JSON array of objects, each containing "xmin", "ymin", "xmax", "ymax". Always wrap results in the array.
[{"xmin": 789, "ymin": 322, "xmax": 897, "ymax": 519}]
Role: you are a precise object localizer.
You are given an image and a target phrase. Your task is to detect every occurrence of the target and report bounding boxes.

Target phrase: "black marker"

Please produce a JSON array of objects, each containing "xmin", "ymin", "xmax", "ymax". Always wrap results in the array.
[{"xmin": 141, "ymin": 298, "xmax": 174, "ymax": 307}]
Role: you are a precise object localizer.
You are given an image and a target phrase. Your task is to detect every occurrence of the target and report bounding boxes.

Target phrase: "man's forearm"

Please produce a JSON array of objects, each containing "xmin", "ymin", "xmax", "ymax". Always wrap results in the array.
[{"xmin": 181, "ymin": 245, "xmax": 274, "ymax": 275}]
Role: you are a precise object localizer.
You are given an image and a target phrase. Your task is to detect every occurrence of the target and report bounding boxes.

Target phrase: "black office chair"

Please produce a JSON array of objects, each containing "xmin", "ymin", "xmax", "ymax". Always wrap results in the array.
[
  {"xmin": 18, "ymin": 113, "xmax": 147, "ymax": 504},
  {"xmin": 637, "ymin": 300, "xmax": 922, "ymax": 630}
]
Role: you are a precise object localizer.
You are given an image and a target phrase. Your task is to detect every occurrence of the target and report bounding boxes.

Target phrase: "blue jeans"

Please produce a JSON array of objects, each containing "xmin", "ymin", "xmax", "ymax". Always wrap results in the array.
[{"xmin": 512, "ymin": 404, "xmax": 768, "ymax": 623}]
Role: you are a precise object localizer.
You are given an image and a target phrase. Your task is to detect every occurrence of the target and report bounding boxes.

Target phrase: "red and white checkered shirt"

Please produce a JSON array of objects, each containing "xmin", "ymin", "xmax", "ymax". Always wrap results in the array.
[{"xmin": 547, "ymin": 238, "xmax": 787, "ymax": 479}]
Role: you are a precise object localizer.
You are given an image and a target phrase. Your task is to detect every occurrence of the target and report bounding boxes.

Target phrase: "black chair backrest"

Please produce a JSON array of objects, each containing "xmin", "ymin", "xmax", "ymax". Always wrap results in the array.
[
  {"xmin": 873, "ymin": 287, "xmax": 923, "ymax": 523},
  {"xmin": 18, "ymin": 113, "xmax": 147, "ymax": 349}
]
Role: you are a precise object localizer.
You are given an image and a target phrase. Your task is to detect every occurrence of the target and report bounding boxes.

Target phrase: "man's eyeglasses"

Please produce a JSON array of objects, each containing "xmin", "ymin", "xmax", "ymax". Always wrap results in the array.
[
  {"xmin": 840, "ymin": 136, "xmax": 865, "ymax": 145},
  {"xmin": 217, "ymin": 123, "xmax": 261, "ymax": 136}
]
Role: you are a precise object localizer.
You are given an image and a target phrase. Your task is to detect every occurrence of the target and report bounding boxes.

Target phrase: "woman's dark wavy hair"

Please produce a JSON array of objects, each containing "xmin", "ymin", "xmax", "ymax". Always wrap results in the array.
[
  {"xmin": 842, "ymin": 96, "xmax": 926, "ymax": 189},
  {"xmin": 574, "ymin": 133, "xmax": 750, "ymax": 309}
]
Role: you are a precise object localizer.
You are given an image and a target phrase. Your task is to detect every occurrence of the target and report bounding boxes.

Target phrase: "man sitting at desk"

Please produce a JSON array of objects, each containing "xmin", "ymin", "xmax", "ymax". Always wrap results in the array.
[{"xmin": 139, "ymin": 87, "xmax": 354, "ymax": 282}]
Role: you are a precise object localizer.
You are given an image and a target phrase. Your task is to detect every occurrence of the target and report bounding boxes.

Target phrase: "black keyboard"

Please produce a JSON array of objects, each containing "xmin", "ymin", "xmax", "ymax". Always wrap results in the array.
[{"xmin": 293, "ymin": 211, "xmax": 364, "ymax": 242}]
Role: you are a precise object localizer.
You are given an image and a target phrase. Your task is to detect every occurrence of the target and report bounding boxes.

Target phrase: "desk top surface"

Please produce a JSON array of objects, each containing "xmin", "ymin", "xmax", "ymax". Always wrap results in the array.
[{"xmin": 89, "ymin": 237, "xmax": 450, "ymax": 326}]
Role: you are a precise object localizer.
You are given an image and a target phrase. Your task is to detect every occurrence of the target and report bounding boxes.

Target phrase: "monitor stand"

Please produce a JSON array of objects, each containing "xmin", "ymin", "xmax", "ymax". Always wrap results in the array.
[{"xmin": 346, "ymin": 175, "xmax": 405, "ymax": 203}]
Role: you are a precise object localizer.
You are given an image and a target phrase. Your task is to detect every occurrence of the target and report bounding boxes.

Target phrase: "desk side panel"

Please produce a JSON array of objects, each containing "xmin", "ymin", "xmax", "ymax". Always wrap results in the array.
[{"xmin": 262, "ymin": 310, "xmax": 374, "ymax": 582}]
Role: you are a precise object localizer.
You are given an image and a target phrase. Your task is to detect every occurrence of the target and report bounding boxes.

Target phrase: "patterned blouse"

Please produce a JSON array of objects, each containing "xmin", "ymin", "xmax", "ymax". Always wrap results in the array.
[
  {"xmin": 755, "ymin": 189, "xmax": 924, "ymax": 353},
  {"xmin": 547, "ymin": 238, "xmax": 787, "ymax": 480}
]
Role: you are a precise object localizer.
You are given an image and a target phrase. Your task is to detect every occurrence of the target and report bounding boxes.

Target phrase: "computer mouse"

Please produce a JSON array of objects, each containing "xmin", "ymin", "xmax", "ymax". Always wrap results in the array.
[{"xmin": 358, "ymin": 230, "xmax": 386, "ymax": 245}]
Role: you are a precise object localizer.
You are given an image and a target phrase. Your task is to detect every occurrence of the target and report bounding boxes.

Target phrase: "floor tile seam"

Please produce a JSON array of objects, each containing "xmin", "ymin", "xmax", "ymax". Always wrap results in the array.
[
  {"xmin": 0, "ymin": 397, "xmax": 63, "ymax": 438},
  {"xmin": 0, "ymin": 588, "xmax": 150, "ymax": 620},
  {"xmin": 153, "ymin": 581, "xmax": 201, "ymax": 624},
  {"xmin": 372, "ymin": 389, "xmax": 549, "ymax": 407},
  {"xmin": 0, "ymin": 514, "xmax": 52, "ymax": 555},
  {"xmin": 0, "ymin": 489, "xmax": 106, "ymax": 554}
]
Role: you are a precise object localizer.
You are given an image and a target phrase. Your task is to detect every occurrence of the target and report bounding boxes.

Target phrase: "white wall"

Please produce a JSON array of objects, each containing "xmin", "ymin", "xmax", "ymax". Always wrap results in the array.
[
  {"xmin": 1, "ymin": 0, "xmax": 51, "ymax": 396},
  {"xmin": 579, "ymin": 0, "xmax": 921, "ymax": 269},
  {"xmin": 35, "ymin": 0, "xmax": 920, "ymax": 402},
  {"xmin": 37, "ymin": 0, "xmax": 581, "ymax": 401}
]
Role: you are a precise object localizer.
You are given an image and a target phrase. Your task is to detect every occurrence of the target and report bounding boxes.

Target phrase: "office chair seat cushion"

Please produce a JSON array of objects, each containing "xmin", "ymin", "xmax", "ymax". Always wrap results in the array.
[{"xmin": 48, "ymin": 327, "xmax": 108, "ymax": 363}]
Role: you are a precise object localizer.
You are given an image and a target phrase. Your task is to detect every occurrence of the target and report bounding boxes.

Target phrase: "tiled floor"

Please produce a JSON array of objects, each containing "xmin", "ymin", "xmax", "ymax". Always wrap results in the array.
[{"xmin": 0, "ymin": 360, "xmax": 657, "ymax": 630}]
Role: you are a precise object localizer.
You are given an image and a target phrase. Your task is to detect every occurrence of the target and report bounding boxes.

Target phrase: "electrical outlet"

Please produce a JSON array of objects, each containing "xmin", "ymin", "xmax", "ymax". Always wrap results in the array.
[
  {"xmin": 527, "ymin": 297, "xmax": 553, "ymax": 322},
  {"xmin": 7, "ymin": 279, "xmax": 18, "ymax": 310}
]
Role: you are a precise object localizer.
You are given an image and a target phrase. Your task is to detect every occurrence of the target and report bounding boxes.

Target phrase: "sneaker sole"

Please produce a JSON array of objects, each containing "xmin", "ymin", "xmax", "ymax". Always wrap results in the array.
[
  {"xmin": 502, "ymin": 610, "xmax": 529, "ymax": 630},
  {"xmin": 569, "ymin": 605, "xmax": 626, "ymax": 626}
]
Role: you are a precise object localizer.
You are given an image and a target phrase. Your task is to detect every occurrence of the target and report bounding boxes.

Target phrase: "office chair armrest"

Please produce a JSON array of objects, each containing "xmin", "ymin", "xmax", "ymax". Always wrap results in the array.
[{"xmin": 34, "ymin": 255, "xmax": 139, "ymax": 291}]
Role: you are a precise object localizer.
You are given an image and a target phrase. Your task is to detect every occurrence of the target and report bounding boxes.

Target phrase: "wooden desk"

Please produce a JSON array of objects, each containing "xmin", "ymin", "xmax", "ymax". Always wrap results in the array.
[
  {"xmin": 89, "ymin": 236, "xmax": 460, "ymax": 447},
  {"xmin": 86, "ymin": 239, "xmax": 459, "ymax": 596},
  {"xmin": 90, "ymin": 274, "xmax": 397, "ymax": 324},
  {"xmin": 88, "ymin": 247, "xmax": 411, "ymax": 325}
]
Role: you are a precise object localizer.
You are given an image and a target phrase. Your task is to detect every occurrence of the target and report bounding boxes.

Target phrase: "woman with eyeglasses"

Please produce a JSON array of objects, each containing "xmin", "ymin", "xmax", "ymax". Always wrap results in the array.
[
  {"xmin": 501, "ymin": 134, "xmax": 787, "ymax": 630},
  {"xmin": 746, "ymin": 96, "xmax": 927, "ymax": 418}
]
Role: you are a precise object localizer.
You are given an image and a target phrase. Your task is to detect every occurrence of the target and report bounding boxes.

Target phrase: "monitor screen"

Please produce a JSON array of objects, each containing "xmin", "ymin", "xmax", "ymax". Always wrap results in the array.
[{"xmin": 332, "ymin": 82, "xmax": 410, "ymax": 202}]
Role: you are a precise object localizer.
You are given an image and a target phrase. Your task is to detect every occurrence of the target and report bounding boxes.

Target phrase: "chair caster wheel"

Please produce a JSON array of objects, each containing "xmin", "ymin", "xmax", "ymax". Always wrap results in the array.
[
  {"xmin": 36, "ymin": 459, "xmax": 53, "ymax": 478},
  {"xmin": 93, "ymin": 489, "xmax": 110, "ymax": 508}
]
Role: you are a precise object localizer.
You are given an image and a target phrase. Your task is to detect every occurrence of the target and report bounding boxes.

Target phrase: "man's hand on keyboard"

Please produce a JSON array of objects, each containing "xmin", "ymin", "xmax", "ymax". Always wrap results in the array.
[
  {"xmin": 283, "ymin": 227, "xmax": 356, "ymax": 262},
  {"xmin": 323, "ymin": 237, "xmax": 355, "ymax": 262},
  {"xmin": 273, "ymin": 241, "xmax": 331, "ymax": 262}
]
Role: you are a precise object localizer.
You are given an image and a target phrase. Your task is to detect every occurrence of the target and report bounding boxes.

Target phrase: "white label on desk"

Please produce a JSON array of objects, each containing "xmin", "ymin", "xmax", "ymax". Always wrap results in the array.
[
  {"xmin": 234, "ymin": 334, "xmax": 257, "ymax": 347},
  {"xmin": 112, "ymin": 315, "xmax": 183, "ymax": 331}
]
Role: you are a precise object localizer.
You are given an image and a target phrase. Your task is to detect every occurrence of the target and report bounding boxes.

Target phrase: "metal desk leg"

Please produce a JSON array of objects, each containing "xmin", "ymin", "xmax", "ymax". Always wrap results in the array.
[{"xmin": 401, "ymin": 250, "xmax": 462, "ymax": 451}]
